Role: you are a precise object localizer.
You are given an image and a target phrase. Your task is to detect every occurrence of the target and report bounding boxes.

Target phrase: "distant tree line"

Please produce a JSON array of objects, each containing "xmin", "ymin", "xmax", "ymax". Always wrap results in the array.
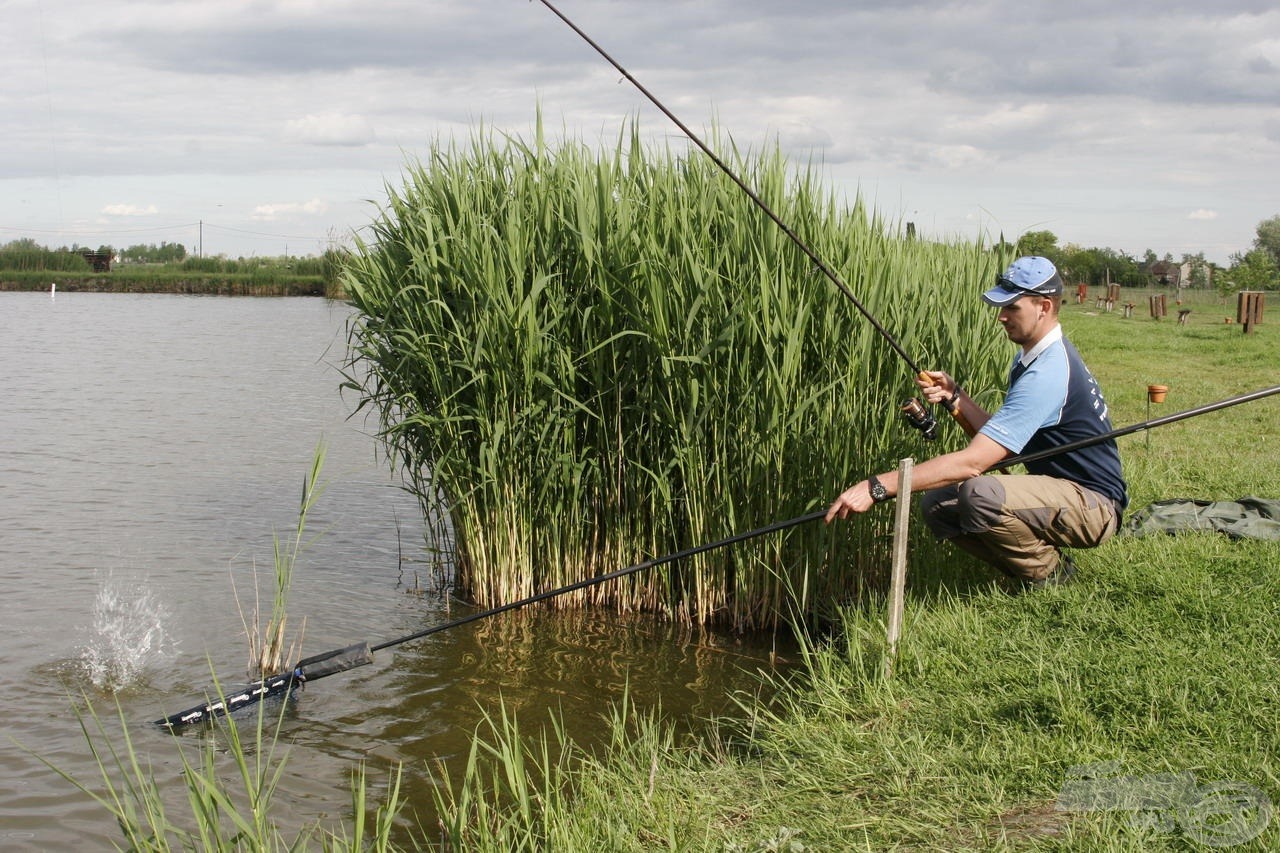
[
  {"xmin": 1002, "ymin": 214, "xmax": 1280, "ymax": 294},
  {"xmin": 0, "ymin": 238, "xmax": 340, "ymax": 277},
  {"xmin": 6, "ymin": 214, "xmax": 1278, "ymax": 293},
  {"xmin": 0, "ymin": 237, "xmax": 95, "ymax": 271},
  {"xmin": 118, "ymin": 241, "xmax": 189, "ymax": 263}
]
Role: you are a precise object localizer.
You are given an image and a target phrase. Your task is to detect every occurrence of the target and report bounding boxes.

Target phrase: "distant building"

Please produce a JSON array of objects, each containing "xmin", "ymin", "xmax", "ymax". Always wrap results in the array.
[
  {"xmin": 1148, "ymin": 259, "xmax": 1180, "ymax": 287},
  {"xmin": 80, "ymin": 251, "xmax": 113, "ymax": 272},
  {"xmin": 1146, "ymin": 259, "xmax": 1213, "ymax": 289},
  {"xmin": 1180, "ymin": 259, "xmax": 1212, "ymax": 290}
]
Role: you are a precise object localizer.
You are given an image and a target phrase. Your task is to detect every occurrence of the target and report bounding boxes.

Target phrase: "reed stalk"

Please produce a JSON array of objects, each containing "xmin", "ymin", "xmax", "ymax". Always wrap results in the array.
[
  {"xmin": 235, "ymin": 440, "xmax": 327, "ymax": 677},
  {"xmin": 344, "ymin": 117, "xmax": 1008, "ymax": 628}
]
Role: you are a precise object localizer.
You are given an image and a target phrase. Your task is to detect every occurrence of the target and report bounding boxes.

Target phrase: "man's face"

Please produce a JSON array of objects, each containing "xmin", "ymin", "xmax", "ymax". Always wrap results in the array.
[{"xmin": 996, "ymin": 294, "xmax": 1054, "ymax": 346}]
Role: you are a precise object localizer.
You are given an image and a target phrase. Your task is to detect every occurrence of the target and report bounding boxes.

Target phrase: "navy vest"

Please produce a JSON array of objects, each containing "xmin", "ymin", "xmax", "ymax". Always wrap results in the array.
[{"xmin": 1015, "ymin": 338, "xmax": 1128, "ymax": 511}]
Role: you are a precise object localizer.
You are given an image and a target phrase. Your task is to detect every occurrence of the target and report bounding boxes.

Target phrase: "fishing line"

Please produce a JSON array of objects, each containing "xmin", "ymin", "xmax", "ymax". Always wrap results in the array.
[{"xmin": 535, "ymin": 0, "xmax": 928, "ymax": 378}]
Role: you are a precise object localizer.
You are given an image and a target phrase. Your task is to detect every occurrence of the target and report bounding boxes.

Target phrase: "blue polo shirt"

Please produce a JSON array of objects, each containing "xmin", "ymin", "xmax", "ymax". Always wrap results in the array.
[{"xmin": 980, "ymin": 327, "xmax": 1128, "ymax": 510}]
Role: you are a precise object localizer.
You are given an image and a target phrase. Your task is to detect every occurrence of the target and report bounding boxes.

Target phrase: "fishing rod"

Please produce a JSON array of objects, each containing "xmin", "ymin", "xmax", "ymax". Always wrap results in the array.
[
  {"xmin": 155, "ymin": 508, "xmax": 827, "ymax": 728},
  {"xmin": 155, "ymin": 385, "xmax": 1277, "ymax": 728},
  {"xmin": 534, "ymin": 0, "xmax": 973, "ymax": 438}
]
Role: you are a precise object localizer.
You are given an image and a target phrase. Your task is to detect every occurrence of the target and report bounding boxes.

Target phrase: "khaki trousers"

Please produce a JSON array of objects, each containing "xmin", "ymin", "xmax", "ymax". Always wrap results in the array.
[{"xmin": 919, "ymin": 475, "xmax": 1118, "ymax": 582}]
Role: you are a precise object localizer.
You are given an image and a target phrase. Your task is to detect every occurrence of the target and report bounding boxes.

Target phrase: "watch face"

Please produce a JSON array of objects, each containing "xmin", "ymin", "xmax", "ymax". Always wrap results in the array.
[{"xmin": 870, "ymin": 480, "xmax": 888, "ymax": 502}]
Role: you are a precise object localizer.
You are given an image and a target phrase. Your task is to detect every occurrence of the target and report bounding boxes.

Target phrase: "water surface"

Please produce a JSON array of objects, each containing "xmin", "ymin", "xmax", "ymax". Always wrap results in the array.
[{"xmin": 0, "ymin": 292, "xmax": 786, "ymax": 849}]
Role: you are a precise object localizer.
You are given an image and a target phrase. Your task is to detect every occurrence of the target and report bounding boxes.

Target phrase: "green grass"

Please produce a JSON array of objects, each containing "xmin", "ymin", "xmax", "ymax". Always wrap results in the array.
[
  {"xmin": 235, "ymin": 440, "xmax": 327, "ymax": 677},
  {"xmin": 1060, "ymin": 288, "xmax": 1277, "ymax": 510},
  {"xmin": 432, "ymin": 292, "xmax": 1280, "ymax": 850}
]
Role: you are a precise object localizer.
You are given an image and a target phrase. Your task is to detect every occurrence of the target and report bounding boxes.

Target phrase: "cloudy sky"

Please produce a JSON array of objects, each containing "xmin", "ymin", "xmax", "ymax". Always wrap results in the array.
[{"xmin": 4, "ymin": 0, "xmax": 1277, "ymax": 263}]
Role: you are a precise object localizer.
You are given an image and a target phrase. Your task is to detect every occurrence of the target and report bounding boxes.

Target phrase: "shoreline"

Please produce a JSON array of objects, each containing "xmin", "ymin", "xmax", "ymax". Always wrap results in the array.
[{"xmin": 1, "ymin": 275, "xmax": 332, "ymax": 297}]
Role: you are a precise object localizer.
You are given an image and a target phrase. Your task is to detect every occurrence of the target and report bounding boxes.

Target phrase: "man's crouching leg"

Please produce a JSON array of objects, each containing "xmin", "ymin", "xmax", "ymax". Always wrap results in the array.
[{"xmin": 921, "ymin": 475, "xmax": 1116, "ymax": 584}]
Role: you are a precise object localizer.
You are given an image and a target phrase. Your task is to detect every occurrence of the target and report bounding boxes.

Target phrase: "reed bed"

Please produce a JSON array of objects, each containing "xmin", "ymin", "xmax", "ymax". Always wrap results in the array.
[{"xmin": 343, "ymin": 120, "xmax": 1008, "ymax": 629}]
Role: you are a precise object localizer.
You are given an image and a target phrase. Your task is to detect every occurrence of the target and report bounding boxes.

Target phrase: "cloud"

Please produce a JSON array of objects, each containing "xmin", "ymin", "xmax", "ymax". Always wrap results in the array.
[
  {"xmin": 1188, "ymin": 209, "xmax": 1220, "ymax": 220},
  {"xmin": 1246, "ymin": 55, "xmax": 1276, "ymax": 74},
  {"xmin": 101, "ymin": 204, "xmax": 159, "ymax": 216},
  {"xmin": 284, "ymin": 113, "xmax": 375, "ymax": 146},
  {"xmin": 251, "ymin": 199, "xmax": 330, "ymax": 221},
  {"xmin": 5, "ymin": 0, "xmax": 1277, "ymax": 264}
]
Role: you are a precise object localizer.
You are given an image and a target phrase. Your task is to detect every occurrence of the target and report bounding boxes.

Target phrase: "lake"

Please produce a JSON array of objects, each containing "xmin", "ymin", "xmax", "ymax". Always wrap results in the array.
[{"xmin": 0, "ymin": 292, "xmax": 786, "ymax": 849}]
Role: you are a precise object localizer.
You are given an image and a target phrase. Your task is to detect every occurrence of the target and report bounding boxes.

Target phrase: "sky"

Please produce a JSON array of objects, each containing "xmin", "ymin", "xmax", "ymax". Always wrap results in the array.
[{"xmin": 3, "ymin": 0, "xmax": 1278, "ymax": 265}]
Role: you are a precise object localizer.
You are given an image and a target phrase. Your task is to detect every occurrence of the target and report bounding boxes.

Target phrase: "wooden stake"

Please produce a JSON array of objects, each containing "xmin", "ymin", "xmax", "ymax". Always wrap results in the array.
[{"xmin": 884, "ymin": 457, "xmax": 913, "ymax": 678}]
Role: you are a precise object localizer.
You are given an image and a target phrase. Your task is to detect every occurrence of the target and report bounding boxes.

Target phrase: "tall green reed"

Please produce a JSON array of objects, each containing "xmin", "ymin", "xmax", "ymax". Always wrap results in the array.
[
  {"xmin": 234, "ymin": 440, "xmax": 327, "ymax": 677},
  {"xmin": 343, "ymin": 117, "xmax": 1008, "ymax": 629}
]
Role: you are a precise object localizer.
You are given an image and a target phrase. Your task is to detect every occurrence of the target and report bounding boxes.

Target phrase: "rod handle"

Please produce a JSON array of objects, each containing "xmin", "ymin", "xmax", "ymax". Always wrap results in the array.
[{"xmin": 918, "ymin": 372, "xmax": 978, "ymax": 437}]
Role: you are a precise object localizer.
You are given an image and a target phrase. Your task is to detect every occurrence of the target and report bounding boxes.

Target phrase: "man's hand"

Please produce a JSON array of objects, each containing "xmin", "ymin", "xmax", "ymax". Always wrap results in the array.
[
  {"xmin": 826, "ymin": 480, "xmax": 875, "ymax": 522},
  {"xmin": 917, "ymin": 370, "xmax": 989, "ymax": 437},
  {"xmin": 916, "ymin": 370, "xmax": 956, "ymax": 405}
]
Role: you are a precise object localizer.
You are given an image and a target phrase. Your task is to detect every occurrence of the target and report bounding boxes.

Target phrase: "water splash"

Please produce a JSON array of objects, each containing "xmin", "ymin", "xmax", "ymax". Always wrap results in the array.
[{"xmin": 81, "ymin": 573, "xmax": 173, "ymax": 692}]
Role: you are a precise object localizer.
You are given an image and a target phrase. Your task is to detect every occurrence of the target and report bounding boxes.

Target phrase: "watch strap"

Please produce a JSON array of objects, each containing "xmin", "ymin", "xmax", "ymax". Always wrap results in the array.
[{"xmin": 867, "ymin": 475, "xmax": 890, "ymax": 503}]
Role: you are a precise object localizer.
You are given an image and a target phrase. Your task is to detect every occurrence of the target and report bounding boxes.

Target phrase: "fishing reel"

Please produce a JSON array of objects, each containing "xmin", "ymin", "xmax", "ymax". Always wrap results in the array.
[{"xmin": 900, "ymin": 398, "xmax": 938, "ymax": 441}]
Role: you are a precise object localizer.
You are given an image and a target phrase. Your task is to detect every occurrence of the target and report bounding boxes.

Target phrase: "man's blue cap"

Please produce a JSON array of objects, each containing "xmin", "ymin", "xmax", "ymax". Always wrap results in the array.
[{"xmin": 982, "ymin": 256, "xmax": 1064, "ymax": 306}]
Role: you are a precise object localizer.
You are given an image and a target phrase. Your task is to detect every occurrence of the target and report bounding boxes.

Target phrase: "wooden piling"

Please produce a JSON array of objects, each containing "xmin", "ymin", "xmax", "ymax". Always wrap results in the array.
[{"xmin": 884, "ymin": 457, "xmax": 913, "ymax": 679}]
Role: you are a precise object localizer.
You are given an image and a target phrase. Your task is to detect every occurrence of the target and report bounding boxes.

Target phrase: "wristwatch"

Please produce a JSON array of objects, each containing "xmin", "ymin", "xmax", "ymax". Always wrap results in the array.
[{"xmin": 867, "ymin": 475, "xmax": 890, "ymax": 504}]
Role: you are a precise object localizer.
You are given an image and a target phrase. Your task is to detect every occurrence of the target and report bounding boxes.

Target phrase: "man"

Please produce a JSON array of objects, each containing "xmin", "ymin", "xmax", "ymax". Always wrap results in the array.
[{"xmin": 825, "ymin": 256, "xmax": 1127, "ymax": 588}]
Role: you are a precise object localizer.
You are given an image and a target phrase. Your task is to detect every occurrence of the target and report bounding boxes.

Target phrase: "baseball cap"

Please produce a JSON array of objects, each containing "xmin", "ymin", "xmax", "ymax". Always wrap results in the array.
[{"xmin": 981, "ymin": 256, "xmax": 1064, "ymax": 306}]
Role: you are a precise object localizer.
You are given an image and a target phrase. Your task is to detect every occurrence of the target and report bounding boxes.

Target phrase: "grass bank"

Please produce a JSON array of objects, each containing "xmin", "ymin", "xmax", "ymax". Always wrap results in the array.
[
  {"xmin": 435, "ymin": 294, "xmax": 1280, "ymax": 850},
  {"xmin": 0, "ymin": 270, "xmax": 328, "ymax": 297}
]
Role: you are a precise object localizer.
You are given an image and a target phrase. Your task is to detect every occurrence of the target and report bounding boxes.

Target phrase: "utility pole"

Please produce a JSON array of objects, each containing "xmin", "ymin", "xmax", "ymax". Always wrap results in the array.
[{"xmin": 198, "ymin": 219, "xmax": 203, "ymax": 258}]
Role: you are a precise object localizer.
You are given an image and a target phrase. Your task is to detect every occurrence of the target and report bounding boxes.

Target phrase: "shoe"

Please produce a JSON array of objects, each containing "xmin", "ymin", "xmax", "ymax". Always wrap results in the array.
[{"xmin": 1023, "ymin": 553, "xmax": 1078, "ymax": 591}]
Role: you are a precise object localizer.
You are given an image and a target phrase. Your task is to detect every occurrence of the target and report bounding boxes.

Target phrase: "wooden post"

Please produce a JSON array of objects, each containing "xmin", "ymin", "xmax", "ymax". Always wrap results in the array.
[
  {"xmin": 1238, "ymin": 291, "xmax": 1265, "ymax": 333},
  {"xmin": 884, "ymin": 457, "xmax": 913, "ymax": 679}
]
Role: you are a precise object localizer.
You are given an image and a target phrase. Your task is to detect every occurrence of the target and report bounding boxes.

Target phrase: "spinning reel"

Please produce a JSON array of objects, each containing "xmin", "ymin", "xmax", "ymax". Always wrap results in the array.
[{"xmin": 900, "ymin": 397, "xmax": 939, "ymax": 441}]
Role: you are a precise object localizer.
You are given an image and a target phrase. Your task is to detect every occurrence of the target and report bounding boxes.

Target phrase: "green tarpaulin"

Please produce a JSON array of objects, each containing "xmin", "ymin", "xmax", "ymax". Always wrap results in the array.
[{"xmin": 1123, "ymin": 497, "xmax": 1280, "ymax": 541}]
